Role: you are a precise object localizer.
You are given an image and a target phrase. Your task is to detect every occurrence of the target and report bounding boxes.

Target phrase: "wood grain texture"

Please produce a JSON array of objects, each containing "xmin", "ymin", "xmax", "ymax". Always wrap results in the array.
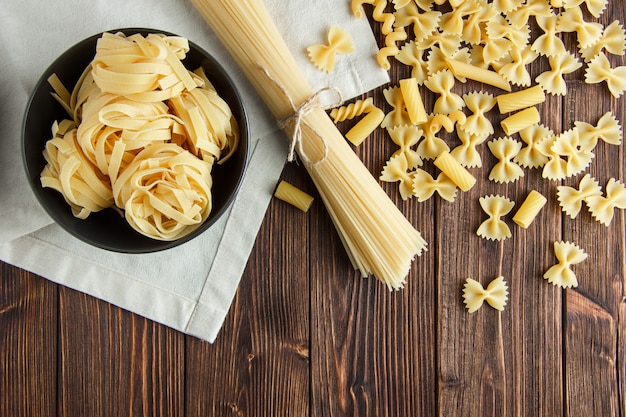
[
  {"xmin": 57, "ymin": 287, "xmax": 184, "ymax": 417},
  {"xmin": 185, "ymin": 164, "xmax": 311, "ymax": 417},
  {"xmin": 0, "ymin": 266, "xmax": 57, "ymax": 417},
  {"xmin": 1, "ymin": 2, "xmax": 626, "ymax": 417}
]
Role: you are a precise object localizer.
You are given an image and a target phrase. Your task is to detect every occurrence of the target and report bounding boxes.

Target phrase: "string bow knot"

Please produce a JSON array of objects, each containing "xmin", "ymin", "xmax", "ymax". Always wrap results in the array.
[{"xmin": 259, "ymin": 66, "xmax": 343, "ymax": 166}]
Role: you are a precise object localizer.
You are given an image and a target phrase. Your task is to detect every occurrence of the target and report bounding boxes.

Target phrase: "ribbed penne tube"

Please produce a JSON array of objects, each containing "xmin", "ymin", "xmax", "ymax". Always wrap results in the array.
[
  {"xmin": 399, "ymin": 77, "xmax": 427, "ymax": 124},
  {"xmin": 274, "ymin": 180, "xmax": 314, "ymax": 212},
  {"xmin": 345, "ymin": 108, "xmax": 385, "ymax": 146},
  {"xmin": 496, "ymin": 85, "xmax": 546, "ymax": 114},
  {"xmin": 512, "ymin": 190, "xmax": 547, "ymax": 228},
  {"xmin": 501, "ymin": 106, "xmax": 541, "ymax": 135},
  {"xmin": 433, "ymin": 150, "xmax": 476, "ymax": 192},
  {"xmin": 446, "ymin": 58, "xmax": 511, "ymax": 92}
]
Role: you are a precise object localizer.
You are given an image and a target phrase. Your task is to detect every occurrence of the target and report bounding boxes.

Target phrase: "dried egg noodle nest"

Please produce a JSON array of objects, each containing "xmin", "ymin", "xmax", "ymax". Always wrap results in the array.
[{"xmin": 41, "ymin": 32, "xmax": 239, "ymax": 241}]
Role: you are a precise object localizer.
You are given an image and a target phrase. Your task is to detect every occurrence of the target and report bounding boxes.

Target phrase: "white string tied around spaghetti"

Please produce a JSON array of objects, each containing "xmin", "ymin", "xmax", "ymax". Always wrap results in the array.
[{"xmin": 258, "ymin": 66, "xmax": 344, "ymax": 166}]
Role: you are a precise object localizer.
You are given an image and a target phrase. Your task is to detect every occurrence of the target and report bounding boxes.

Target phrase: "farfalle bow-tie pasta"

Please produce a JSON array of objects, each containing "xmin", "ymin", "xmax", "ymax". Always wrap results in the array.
[
  {"xmin": 463, "ymin": 276, "xmax": 509, "ymax": 313},
  {"xmin": 307, "ymin": 25, "xmax": 355, "ymax": 73},
  {"xmin": 476, "ymin": 194, "xmax": 515, "ymax": 241},
  {"xmin": 41, "ymin": 32, "xmax": 240, "ymax": 241},
  {"xmin": 544, "ymin": 241, "xmax": 588, "ymax": 288}
]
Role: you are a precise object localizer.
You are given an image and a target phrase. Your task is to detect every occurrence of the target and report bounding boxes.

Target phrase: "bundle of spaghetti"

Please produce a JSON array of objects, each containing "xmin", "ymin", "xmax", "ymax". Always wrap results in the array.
[{"xmin": 191, "ymin": 0, "xmax": 427, "ymax": 289}]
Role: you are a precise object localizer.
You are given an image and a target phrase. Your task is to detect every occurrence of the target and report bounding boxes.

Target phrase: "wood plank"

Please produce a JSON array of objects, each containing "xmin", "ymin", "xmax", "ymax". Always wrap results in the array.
[
  {"xmin": 0, "ymin": 264, "xmax": 57, "ymax": 417},
  {"xmin": 310, "ymin": 58, "xmax": 437, "ymax": 415},
  {"xmin": 561, "ymin": 3, "xmax": 626, "ymax": 409},
  {"xmin": 57, "ymin": 287, "xmax": 184, "ymax": 417},
  {"xmin": 431, "ymin": 33, "xmax": 567, "ymax": 417},
  {"xmin": 185, "ymin": 163, "xmax": 310, "ymax": 416}
]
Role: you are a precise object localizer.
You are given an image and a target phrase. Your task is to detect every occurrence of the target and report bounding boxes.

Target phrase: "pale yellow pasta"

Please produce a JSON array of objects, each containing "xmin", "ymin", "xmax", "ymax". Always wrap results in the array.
[
  {"xmin": 532, "ymin": 15, "xmax": 567, "ymax": 57},
  {"xmin": 111, "ymin": 143, "xmax": 213, "ymax": 241},
  {"xmin": 330, "ymin": 98, "xmax": 376, "ymax": 123},
  {"xmin": 330, "ymin": 98, "xmax": 384, "ymax": 146},
  {"xmin": 438, "ymin": 1, "xmax": 482, "ymax": 35},
  {"xmin": 412, "ymin": 169, "xmax": 457, "ymax": 202},
  {"xmin": 514, "ymin": 123, "xmax": 552, "ymax": 168},
  {"xmin": 345, "ymin": 108, "xmax": 386, "ymax": 146},
  {"xmin": 395, "ymin": 41, "xmax": 430, "ymax": 83},
  {"xmin": 495, "ymin": 45, "xmax": 539, "ymax": 87},
  {"xmin": 501, "ymin": 106, "xmax": 541, "ymax": 135},
  {"xmin": 306, "ymin": 25, "xmax": 355, "ymax": 73},
  {"xmin": 556, "ymin": 173, "xmax": 602, "ymax": 218},
  {"xmin": 351, "ymin": 0, "xmax": 375, "ymax": 18},
  {"xmin": 537, "ymin": 135, "xmax": 569, "ymax": 180},
  {"xmin": 481, "ymin": 35, "xmax": 514, "ymax": 66},
  {"xmin": 434, "ymin": 150, "xmax": 476, "ymax": 192},
  {"xmin": 274, "ymin": 180, "xmax": 314, "ymax": 212},
  {"xmin": 380, "ymin": 154, "xmax": 415, "ymax": 200},
  {"xmin": 461, "ymin": 91, "xmax": 496, "ymax": 136},
  {"xmin": 450, "ymin": 129, "xmax": 489, "ymax": 168},
  {"xmin": 575, "ymin": 111, "xmax": 623, "ymax": 150},
  {"xmin": 585, "ymin": 52, "xmax": 626, "ymax": 98},
  {"xmin": 486, "ymin": 14, "xmax": 531, "ymax": 50},
  {"xmin": 427, "ymin": 46, "xmax": 472, "ymax": 81},
  {"xmin": 377, "ymin": 26, "xmax": 407, "ymax": 70},
  {"xmin": 393, "ymin": 0, "xmax": 412, "ymax": 8},
  {"xmin": 488, "ymin": 137, "xmax": 525, "ymax": 183},
  {"xmin": 493, "ymin": 0, "xmax": 524, "ymax": 13},
  {"xmin": 169, "ymin": 86, "xmax": 239, "ymax": 164},
  {"xmin": 496, "ymin": 85, "xmax": 546, "ymax": 114},
  {"xmin": 41, "ymin": 126, "xmax": 114, "ymax": 219},
  {"xmin": 414, "ymin": 0, "xmax": 436, "ymax": 9},
  {"xmin": 463, "ymin": 276, "xmax": 509, "ymax": 313},
  {"xmin": 476, "ymin": 194, "xmax": 515, "ymax": 241},
  {"xmin": 41, "ymin": 32, "xmax": 240, "ymax": 241},
  {"xmin": 424, "ymin": 70, "xmax": 465, "ymax": 115},
  {"xmin": 381, "ymin": 86, "xmax": 412, "ymax": 129},
  {"xmin": 399, "ymin": 78, "xmax": 428, "ymax": 125},
  {"xmin": 580, "ymin": 20, "xmax": 626, "ymax": 62},
  {"xmin": 556, "ymin": 6, "xmax": 603, "ymax": 48},
  {"xmin": 417, "ymin": 114, "xmax": 452, "ymax": 160},
  {"xmin": 544, "ymin": 241, "xmax": 587, "ymax": 288},
  {"xmin": 512, "ymin": 190, "xmax": 547, "ymax": 228},
  {"xmin": 388, "ymin": 124, "xmax": 423, "ymax": 169},
  {"xmin": 193, "ymin": 0, "xmax": 428, "ymax": 290},
  {"xmin": 47, "ymin": 73, "xmax": 73, "ymax": 116},
  {"xmin": 586, "ymin": 178, "xmax": 626, "ymax": 226},
  {"xmin": 394, "ymin": 2, "xmax": 441, "ymax": 43},
  {"xmin": 462, "ymin": 1, "xmax": 499, "ymax": 46},
  {"xmin": 550, "ymin": 128, "xmax": 594, "ymax": 177},
  {"xmin": 506, "ymin": 0, "xmax": 553, "ymax": 29},
  {"xmin": 371, "ymin": 0, "xmax": 395, "ymax": 35},
  {"xmin": 92, "ymin": 33, "xmax": 201, "ymax": 102},
  {"xmin": 445, "ymin": 58, "xmax": 511, "ymax": 91},
  {"xmin": 563, "ymin": 0, "xmax": 608, "ymax": 18},
  {"xmin": 82, "ymin": 94, "xmax": 184, "ymax": 177},
  {"xmin": 417, "ymin": 31, "xmax": 463, "ymax": 58},
  {"xmin": 536, "ymin": 52, "xmax": 582, "ymax": 95}
]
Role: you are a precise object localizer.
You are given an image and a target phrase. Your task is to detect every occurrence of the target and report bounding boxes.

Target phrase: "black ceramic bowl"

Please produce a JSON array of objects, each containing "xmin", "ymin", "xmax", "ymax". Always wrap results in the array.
[{"xmin": 22, "ymin": 28, "xmax": 249, "ymax": 253}]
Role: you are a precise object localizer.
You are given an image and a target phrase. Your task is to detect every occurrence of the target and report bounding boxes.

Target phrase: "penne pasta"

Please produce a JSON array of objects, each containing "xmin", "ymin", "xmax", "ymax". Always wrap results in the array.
[
  {"xmin": 433, "ymin": 150, "xmax": 476, "ymax": 192},
  {"xmin": 500, "ymin": 106, "xmax": 541, "ymax": 135},
  {"xmin": 446, "ymin": 58, "xmax": 512, "ymax": 91},
  {"xmin": 274, "ymin": 180, "xmax": 315, "ymax": 212},
  {"xmin": 496, "ymin": 85, "xmax": 546, "ymax": 114},
  {"xmin": 512, "ymin": 190, "xmax": 547, "ymax": 228}
]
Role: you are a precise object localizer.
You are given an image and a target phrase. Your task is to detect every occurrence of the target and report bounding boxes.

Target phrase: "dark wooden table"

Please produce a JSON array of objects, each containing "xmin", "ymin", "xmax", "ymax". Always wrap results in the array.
[{"xmin": 2, "ymin": 2, "xmax": 625, "ymax": 416}]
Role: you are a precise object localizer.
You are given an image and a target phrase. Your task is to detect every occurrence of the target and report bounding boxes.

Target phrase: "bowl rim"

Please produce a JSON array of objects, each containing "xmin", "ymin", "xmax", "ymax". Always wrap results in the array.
[{"xmin": 21, "ymin": 27, "xmax": 250, "ymax": 253}]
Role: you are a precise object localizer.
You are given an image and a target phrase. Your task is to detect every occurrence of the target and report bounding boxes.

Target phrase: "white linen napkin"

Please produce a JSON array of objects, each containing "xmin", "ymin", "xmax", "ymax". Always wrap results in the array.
[{"xmin": 0, "ymin": 0, "xmax": 388, "ymax": 342}]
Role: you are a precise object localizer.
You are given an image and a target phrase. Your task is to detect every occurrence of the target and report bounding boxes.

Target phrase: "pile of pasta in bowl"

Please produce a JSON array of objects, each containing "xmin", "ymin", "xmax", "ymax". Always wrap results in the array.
[{"xmin": 34, "ymin": 30, "xmax": 242, "ymax": 244}]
